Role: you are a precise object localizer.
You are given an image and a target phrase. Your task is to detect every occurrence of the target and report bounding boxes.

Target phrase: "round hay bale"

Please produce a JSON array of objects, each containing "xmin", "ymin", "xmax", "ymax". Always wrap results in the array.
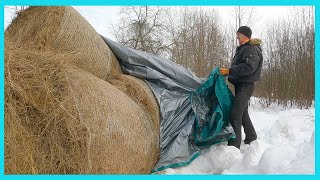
[
  {"xmin": 5, "ymin": 42, "xmax": 159, "ymax": 174},
  {"xmin": 64, "ymin": 67, "xmax": 159, "ymax": 174},
  {"xmin": 5, "ymin": 6, "xmax": 122, "ymax": 80},
  {"xmin": 108, "ymin": 75, "xmax": 160, "ymax": 136}
]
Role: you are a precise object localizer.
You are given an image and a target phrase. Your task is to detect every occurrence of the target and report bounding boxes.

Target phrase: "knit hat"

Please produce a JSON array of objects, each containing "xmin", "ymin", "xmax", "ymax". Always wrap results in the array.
[{"xmin": 237, "ymin": 26, "xmax": 252, "ymax": 39}]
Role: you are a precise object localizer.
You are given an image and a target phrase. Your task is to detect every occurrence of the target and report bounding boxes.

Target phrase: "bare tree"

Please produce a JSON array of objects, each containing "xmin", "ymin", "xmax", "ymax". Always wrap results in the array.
[
  {"xmin": 168, "ymin": 7, "xmax": 226, "ymax": 78},
  {"xmin": 223, "ymin": 6, "xmax": 260, "ymax": 62},
  {"xmin": 5, "ymin": 6, "xmax": 28, "ymax": 12},
  {"xmin": 254, "ymin": 6, "xmax": 314, "ymax": 108},
  {"xmin": 111, "ymin": 6, "xmax": 170, "ymax": 57}
]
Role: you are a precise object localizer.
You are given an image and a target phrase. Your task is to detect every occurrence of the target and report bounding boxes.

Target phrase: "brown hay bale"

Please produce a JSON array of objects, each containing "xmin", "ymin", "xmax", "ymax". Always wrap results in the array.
[
  {"xmin": 5, "ymin": 6, "xmax": 122, "ymax": 80},
  {"xmin": 5, "ymin": 41, "xmax": 159, "ymax": 174},
  {"xmin": 65, "ymin": 68, "xmax": 159, "ymax": 174},
  {"xmin": 108, "ymin": 75, "xmax": 160, "ymax": 136},
  {"xmin": 5, "ymin": 42, "xmax": 84, "ymax": 174}
]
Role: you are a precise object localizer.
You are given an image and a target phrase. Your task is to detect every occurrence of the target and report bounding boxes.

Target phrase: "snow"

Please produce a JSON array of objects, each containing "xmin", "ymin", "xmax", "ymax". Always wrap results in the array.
[{"xmin": 161, "ymin": 97, "xmax": 315, "ymax": 174}]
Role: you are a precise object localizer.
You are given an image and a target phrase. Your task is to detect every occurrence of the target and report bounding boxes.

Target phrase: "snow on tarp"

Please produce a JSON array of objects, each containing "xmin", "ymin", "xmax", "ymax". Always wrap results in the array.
[{"xmin": 101, "ymin": 36, "xmax": 235, "ymax": 173}]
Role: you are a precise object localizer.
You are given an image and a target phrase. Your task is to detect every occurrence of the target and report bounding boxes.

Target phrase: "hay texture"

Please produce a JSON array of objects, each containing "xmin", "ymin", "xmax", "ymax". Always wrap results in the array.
[
  {"xmin": 5, "ymin": 6, "xmax": 122, "ymax": 79},
  {"xmin": 5, "ymin": 6, "xmax": 160, "ymax": 174}
]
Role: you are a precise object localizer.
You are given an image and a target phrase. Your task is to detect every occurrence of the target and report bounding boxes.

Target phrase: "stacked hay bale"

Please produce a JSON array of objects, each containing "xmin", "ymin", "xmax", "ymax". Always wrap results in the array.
[{"xmin": 5, "ymin": 6, "xmax": 160, "ymax": 174}]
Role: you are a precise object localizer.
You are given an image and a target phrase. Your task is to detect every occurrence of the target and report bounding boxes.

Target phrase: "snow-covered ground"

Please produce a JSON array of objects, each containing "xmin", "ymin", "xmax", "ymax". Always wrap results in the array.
[{"xmin": 161, "ymin": 97, "xmax": 315, "ymax": 174}]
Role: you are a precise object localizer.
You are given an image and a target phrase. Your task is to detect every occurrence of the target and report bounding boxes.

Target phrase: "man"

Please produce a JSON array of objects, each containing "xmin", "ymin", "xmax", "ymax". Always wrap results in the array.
[{"xmin": 220, "ymin": 26, "xmax": 263, "ymax": 149}]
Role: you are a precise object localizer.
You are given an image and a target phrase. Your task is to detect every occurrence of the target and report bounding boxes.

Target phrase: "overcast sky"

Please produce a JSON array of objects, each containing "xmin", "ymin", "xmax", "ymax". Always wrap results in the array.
[
  {"xmin": 4, "ymin": 6, "xmax": 310, "ymax": 41},
  {"xmin": 74, "ymin": 6, "xmax": 294, "ymax": 40}
]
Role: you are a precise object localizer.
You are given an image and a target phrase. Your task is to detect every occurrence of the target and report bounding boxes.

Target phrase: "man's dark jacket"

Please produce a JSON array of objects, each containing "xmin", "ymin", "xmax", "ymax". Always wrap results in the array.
[{"xmin": 228, "ymin": 38, "xmax": 263, "ymax": 85}]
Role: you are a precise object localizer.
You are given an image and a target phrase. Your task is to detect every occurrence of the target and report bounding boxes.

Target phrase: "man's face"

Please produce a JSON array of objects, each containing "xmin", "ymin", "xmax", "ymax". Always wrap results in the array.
[{"xmin": 236, "ymin": 32, "xmax": 248, "ymax": 44}]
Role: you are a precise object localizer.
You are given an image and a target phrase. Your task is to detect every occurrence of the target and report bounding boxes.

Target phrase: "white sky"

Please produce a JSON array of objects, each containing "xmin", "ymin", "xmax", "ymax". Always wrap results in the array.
[
  {"xmin": 4, "ymin": 6, "xmax": 308, "ymax": 41},
  {"xmin": 73, "ymin": 6, "xmax": 294, "ymax": 40}
]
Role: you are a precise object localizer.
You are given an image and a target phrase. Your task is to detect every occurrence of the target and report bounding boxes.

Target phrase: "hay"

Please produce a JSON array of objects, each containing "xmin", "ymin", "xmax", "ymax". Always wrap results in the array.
[
  {"xmin": 5, "ymin": 42, "xmax": 85, "ymax": 174},
  {"xmin": 5, "ymin": 6, "xmax": 160, "ymax": 174},
  {"xmin": 65, "ymin": 67, "xmax": 159, "ymax": 174},
  {"xmin": 5, "ymin": 6, "xmax": 122, "ymax": 80},
  {"xmin": 5, "ymin": 42, "xmax": 159, "ymax": 174},
  {"xmin": 108, "ymin": 75, "xmax": 160, "ymax": 136}
]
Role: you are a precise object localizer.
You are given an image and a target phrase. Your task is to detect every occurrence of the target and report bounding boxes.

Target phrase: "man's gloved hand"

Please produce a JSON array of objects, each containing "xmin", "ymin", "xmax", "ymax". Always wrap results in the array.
[{"xmin": 219, "ymin": 68, "xmax": 230, "ymax": 76}]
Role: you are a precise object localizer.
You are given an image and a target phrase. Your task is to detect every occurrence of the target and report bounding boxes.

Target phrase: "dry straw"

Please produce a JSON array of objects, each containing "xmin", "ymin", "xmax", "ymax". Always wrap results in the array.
[{"xmin": 5, "ymin": 6, "xmax": 160, "ymax": 174}]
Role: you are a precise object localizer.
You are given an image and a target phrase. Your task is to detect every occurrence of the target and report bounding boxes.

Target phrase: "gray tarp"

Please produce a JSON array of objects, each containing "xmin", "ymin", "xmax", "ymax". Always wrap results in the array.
[{"xmin": 101, "ymin": 36, "xmax": 235, "ymax": 173}]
